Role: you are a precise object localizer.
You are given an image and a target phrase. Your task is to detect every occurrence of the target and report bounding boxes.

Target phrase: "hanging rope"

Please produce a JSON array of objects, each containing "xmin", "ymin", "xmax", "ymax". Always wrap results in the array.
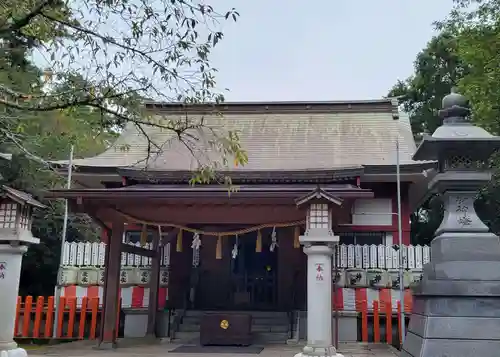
[
  {"xmin": 215, "ymin": 235, "xmax": 222, "ymax": 259},
  {"xmin": 232, "ymin": 234, "xmax": 239, "ymax": 259},
  {"xmin": 293, "ymin": 226, "xmax": 301, "ymax": 248},
  {"xmin": 191, "ymin": 232, "xmax": 201, "ymax": 251},
  {"xmin": 114, "ymin": 208, "xmax": 305, "ymax": 237},
  {"xmin": 270, "ymin": 226, "xmax": 278, "ymax": 252},
  {"xmin": 255, "ymin": 229, "xmax": 262, "ymax": 252},
  {"xmin": 176, "ymin": 229, "xmax": 183, "ymax": 252},
  {"xmin": 139, "ymin": 224, "xmax": 148, "ymax": 247}
]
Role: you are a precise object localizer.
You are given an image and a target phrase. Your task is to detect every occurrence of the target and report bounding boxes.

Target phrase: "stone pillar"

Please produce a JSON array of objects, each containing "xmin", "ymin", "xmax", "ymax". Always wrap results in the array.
[
  {"xmin": 0, "ymin": 187, "xmax": 44, "ymax": 357},
  {"xmin": 293, "ymin": 193, "xmax": 344, "ymax": 357},
  {"xmin": 296, "ymin": 242, "xmax": 342, "ymax": 357},
  {"xmin": 295, "ymin": 241, "xmax": 342, "ymax": 357},
  {"xmin": 401, "ymin": 90, "xmax": 500, "ymax": 356},
  {"xmin": 303, "ymin": 245, "xmax": 333, "ymax": 351},
  {"xmin": 0, "ymin": 245, "xmax": 28, "ymax": 357}
]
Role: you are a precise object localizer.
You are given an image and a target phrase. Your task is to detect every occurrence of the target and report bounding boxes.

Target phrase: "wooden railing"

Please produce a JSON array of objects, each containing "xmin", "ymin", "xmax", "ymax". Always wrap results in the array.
[
  {"xmin": 359, "ymin": 299, "xmax": 411, "ymax": 346},
  {"xmin": 14, "ymin": 296, "xmax": 110, "ymax": 340},
  {"xmin": 16, "ymin": 294, "xmax": 410, "ymax": 345},
  {"xmin": 61, "ymin": 242, "xmax": 430, "ymax": 270}
]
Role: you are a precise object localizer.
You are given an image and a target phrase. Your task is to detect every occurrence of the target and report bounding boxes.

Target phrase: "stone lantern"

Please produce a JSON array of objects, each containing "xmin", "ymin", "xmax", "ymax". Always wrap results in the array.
[
  {"xmin": 294, "ymin": 187, "xmax": 343, "ymax": 357},
  {"xmin": 0, "ymin": 186, "xmax": 45, "ymax": 357},
  {"xmin": 401, "ymin": 90, "xmax": 500, "ymax": 357}
]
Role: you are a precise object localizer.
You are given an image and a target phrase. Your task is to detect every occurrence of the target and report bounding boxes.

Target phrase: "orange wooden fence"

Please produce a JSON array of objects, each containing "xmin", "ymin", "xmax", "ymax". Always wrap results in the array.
[
  {"xmin": 13, "ymin": 296, "xmax": 112, "ymax": 340},
  {"xmin": 359, "ymin": 298, "xmax": 413, "ymax": 346},
  {"xmin": 18, "ymin": 295, "xmax": 409, "ymax": 344}
]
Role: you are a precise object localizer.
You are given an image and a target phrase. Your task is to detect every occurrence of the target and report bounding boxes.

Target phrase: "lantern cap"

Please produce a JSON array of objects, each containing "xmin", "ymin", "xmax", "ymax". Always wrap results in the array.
[
  {"xmin": 295, "ymin": 186, "xmax": 343, "ymax": 207},
  {"xmin": 412, "ymin": 90, "xmax": 500, "ymax": 161},
  {"xmin": 1, "ymin": 186, "xmax": 46, "ymax": 209}
]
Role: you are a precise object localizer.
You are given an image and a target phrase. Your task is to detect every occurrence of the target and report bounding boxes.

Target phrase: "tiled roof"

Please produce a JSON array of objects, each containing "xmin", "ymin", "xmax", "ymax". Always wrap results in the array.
[
  {"xmin": 58, "ymin": 101, "xmax": 424, "ymax": 171},
  {"xmin": 1, "ymin": 186, "xmax": 46, "ymax": 208}
]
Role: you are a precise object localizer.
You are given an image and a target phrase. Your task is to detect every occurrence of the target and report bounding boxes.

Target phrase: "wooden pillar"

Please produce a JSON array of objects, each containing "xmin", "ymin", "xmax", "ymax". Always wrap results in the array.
[
  {"xmin": 168, "ymin": 230, "xmax": 192, "ymax": 308},
  {"xmin": 98, "ymin": 220, "xmax": 124, "ymax": 348},
  {"xmin": 146, "ymin": 226, "xmax": 161, "ymax": 336}
]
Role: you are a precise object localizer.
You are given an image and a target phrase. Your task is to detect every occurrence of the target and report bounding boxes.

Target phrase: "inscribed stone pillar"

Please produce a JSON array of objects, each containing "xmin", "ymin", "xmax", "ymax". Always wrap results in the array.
[
  {"xmin": 401, "ymin": 90, "xmax": 500, "ymax": 357},
  {"xmin": 293, "ymin": 194, "xmax": 344, "ymax": 357},
  {"xmin": 0, "ymin": 187, "xmax": 44, "ymax": 357},
  {"xmin": 0, "ymin": 245, "xmax": 28, "ymax": 357},
  {"xmin": 304, "ymin": 245, "xmax": 333, "ymax": 348}
]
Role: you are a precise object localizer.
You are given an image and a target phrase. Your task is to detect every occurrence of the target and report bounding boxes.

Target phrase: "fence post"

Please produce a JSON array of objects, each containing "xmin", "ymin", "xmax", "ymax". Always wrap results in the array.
[
  {"xmin": 22, "ymin": 296, "xmax": 33, "ymax": 338},
  {"xmin": 361, "ymin": 299, "xmax": 368, "ymax": 342},
  {"xmin": 89, "ymin": 297, "xmax": 99, "ymax": 340},
  {"xmin": 79, "ymin": 297, "xmax": 88, "ymax": 339},
  {"xmin": 373, "ymin": 300, "xmax": 380, "ymax": 343},
  {"xmin": 385, "ymin": 301, "xmax": 392, "ymax": 345},
  {"xmin": 45, "ymin": 296, "xmax": 54, "ymax": 338},
  {"xmin": 33, "ymin": 296, "xmax": 44, "ymax": 338},
  {"xmin": 397, "ymin": 301, "xmax": 402, "ymax": 347},
  {"xmin": 13, "ymin": 297, "xmax": 21, "ymax": 337},
  {"xmin": 67, "ymin": 297, "xmax": 77, "ymax": 338},
  {"xmin": 56, "ymin": 296, "xmax": 66, "ymax": 338}
]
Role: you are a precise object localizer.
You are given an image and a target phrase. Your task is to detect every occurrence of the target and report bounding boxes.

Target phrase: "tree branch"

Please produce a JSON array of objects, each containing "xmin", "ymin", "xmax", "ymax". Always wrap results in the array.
[
  {"xmin": 40, "ymin": 12, "xmax": 182, "ymax": 82},
  {"xmin": 0, "ymin": 0, "xmax": 56, "ymax": 34},
  {"xmin": 0, "ymin": 128, "xmax": 51, "ymax": 167}
]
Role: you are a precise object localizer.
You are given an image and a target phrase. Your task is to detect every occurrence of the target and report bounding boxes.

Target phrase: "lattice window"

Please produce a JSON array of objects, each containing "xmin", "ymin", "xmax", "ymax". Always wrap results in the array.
[
  {"xmin": 19, "ymin": 205, "xmax": 30, "ymax": 229},
  {"xmin": 445, "ymin": 155, "xmax": 483, "ymax": 170},
  {"xmin": 308, "ymin": 203, "xmax": 330, "ymax": 229},
  {"xmin": 339, "ymin": 231, "xmax": 386, "ymax": 246},
  {"xmin": 0, "ymin": 203, "xmax": 17, "ymax": 228},
  {"xmin": 125, "ymin": 231, "xmax": 165, "ymax": 243}
]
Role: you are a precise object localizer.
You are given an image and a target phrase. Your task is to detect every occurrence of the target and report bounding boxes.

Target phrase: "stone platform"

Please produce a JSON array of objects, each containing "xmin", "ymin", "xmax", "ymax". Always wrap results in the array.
[{"xmin": 26, "ymin": 341, "xmax": 398, "ymax": 357}]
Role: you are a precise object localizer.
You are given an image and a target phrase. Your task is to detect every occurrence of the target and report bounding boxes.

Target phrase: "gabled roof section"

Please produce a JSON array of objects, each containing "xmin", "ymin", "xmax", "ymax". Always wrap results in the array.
[
  {"xmin": 295, "ymin": 186, "xmax": 344, "ymax": 207},
  {"xmin": 53, "ymin": 99, "xmax": 423, "ymax": 172},
  {"xmin": 1, "ymin": 186, "xmax": 46, "ymax": 208}
]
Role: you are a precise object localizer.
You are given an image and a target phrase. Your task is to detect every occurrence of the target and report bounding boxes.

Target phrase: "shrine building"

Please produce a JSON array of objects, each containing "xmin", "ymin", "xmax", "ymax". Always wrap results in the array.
[{"xmin": 48, "ymin": 99, "xmax": 434, "ymax": 346}]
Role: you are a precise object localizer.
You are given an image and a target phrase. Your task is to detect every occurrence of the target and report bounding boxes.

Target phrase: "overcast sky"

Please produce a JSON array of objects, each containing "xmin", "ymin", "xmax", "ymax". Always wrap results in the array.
[
  {"xmin": 33, "ymin": 0, "xmax": 455, "ymax": 103},
  {"xmin": 208, "ymin": 0, "xmax": 454, "ymax": 101}
]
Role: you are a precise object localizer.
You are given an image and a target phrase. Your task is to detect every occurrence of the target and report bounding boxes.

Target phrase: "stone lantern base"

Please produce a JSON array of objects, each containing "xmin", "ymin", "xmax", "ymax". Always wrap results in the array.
[
  {"xmin": 401, "ymin": 231, "xmax": 500, "ymax": 357},
  {"xmin": 0, "ymin": 347, "xmax": 28, "ymax": 357},
  {"xmin": 294, "ymin": 345, "xmax": 344, "ymax": 357},
  {"xmin": 0, "ymin": 245, "xmax": 29, "ymax": 357}
]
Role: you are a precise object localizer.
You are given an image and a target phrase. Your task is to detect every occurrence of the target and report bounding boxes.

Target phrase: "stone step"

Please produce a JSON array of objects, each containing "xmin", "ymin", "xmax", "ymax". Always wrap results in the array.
[
  {"xmin": 183, "ymin": 310, "xmax": 288, "ymax": 318},
  {"xmin": 178, "ymin": 322, "xmax": 290, "ymax": 333},
  {"xmin": 173, "ymin": 331, "xmax": 289, "ymax": 345},
  {"xmin": 178, "ymin": 310, "xmax": 291, "ymax": 339},
  {"xmin": 182, "ymin": 315, "xmax": 290, "ymax": 326},
  {"xmin": 252, "ymin": 317, "xmax": 290, "ymax": 325},
  {"xmin": 252, "ymin": 324, "xmax": 289, "ymax": 333},
  {"xmin": 172, "ymin": 331, "xmax": 200, "ymax": 344},
  {"xmin": 253, "ymin": 332, "xmax": 290, "ymax": 344},
  {"xmin": 178, "ymin": 323, "xmax": 201, "ymax": 332}
]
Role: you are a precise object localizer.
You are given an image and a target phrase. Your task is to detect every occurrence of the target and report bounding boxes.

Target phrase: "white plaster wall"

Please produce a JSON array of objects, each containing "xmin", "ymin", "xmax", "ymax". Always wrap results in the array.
[
  {"xmin": 352, "ymin": 199, "xmax": 392, "ymax": 226},
  {"xmin": 385, "ymin": 232, "xmax": 393, "ymax": 247}
]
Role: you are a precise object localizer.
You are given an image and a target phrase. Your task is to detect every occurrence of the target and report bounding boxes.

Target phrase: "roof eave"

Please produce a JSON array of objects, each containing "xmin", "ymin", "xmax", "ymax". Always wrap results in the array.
[
  {"xmin": 295, "ymin": 187, "xmax": 344, "ymax": 207},
  {"xmin": 45, "ymin": 184, "xmax": 374, "ymax": 201},
  {"xmin": 1, "ymin": 186, "xmax": 46, "ymax": 209},
  {"xmin": 142, "ymin": 99, "xmax": 397, "ymax": 115}
]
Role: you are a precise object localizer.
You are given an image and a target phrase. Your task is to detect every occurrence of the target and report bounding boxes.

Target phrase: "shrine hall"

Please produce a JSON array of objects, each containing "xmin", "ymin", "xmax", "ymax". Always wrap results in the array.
[{"xmin": 47, "ymin": 99, "xmax": 435, "ymax": 347}]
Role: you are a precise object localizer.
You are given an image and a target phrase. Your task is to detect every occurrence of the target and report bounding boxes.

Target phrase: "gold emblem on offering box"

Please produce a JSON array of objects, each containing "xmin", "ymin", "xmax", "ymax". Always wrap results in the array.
[{"xmin": 220, "ymin": 319, "xmax": 229, "ymax": 329}]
